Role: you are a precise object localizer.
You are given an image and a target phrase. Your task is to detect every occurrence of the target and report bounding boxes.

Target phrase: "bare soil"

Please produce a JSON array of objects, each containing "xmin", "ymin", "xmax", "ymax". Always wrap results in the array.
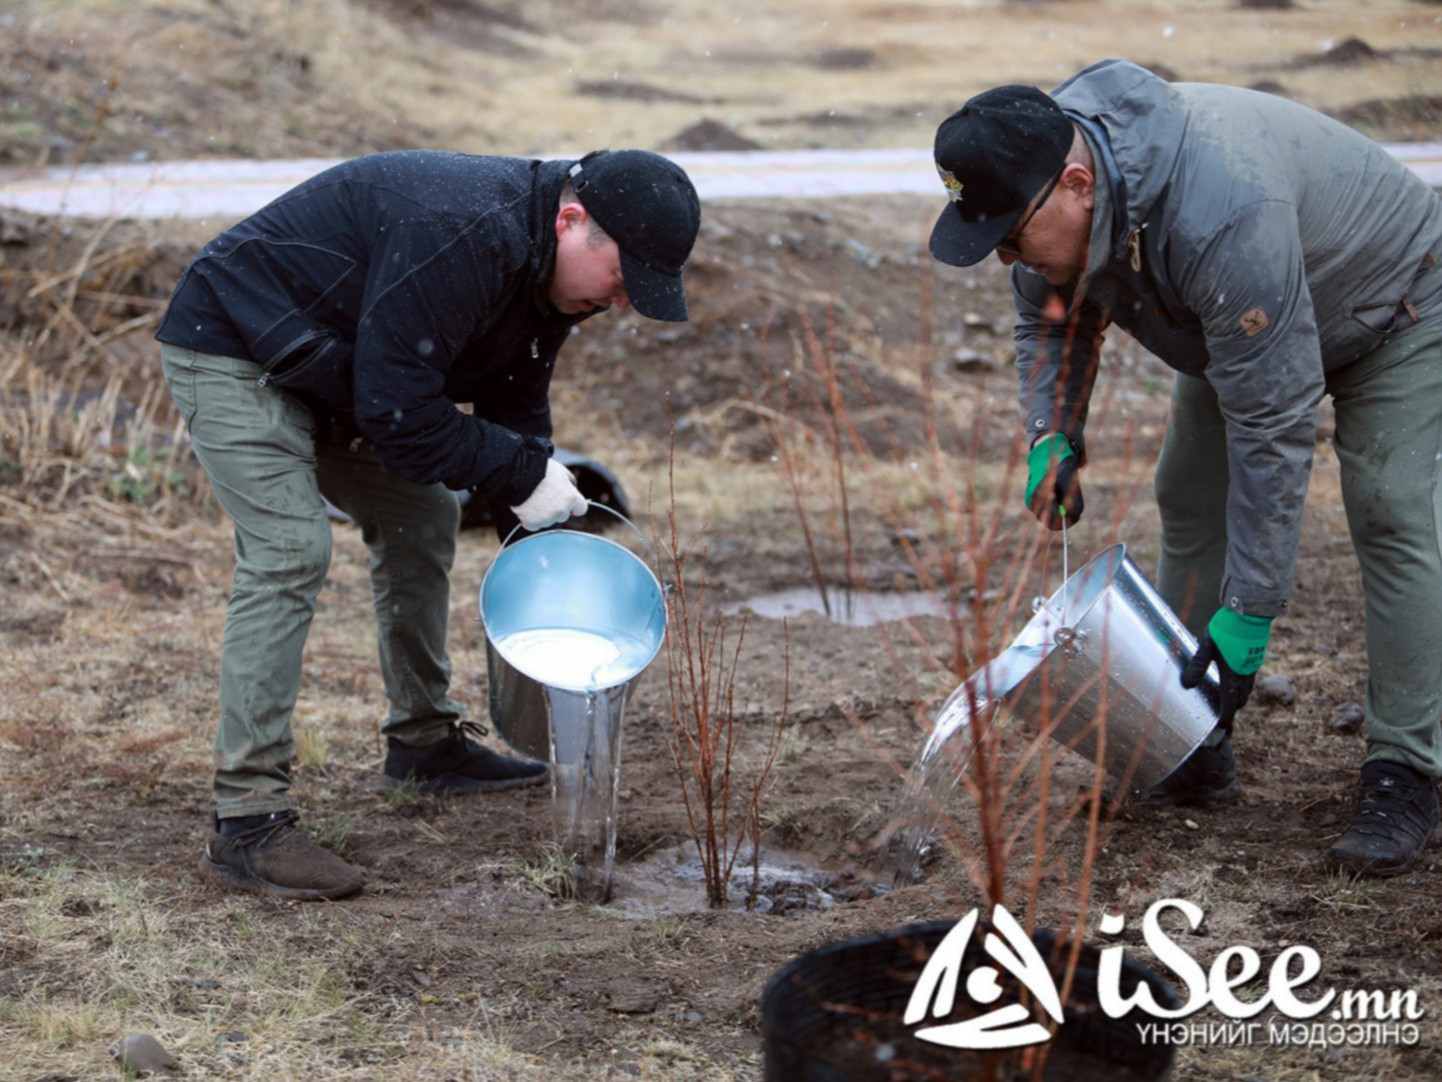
[{"xmin": 4, "ymin": 2, "xmax": 1442, "ymax": 1080}]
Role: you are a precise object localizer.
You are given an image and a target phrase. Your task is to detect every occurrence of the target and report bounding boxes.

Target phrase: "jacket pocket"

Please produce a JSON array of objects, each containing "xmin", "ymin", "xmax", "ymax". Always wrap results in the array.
[
  {"xmin": 258, "ymin": 331, "xmax": 344, "ymax": 389},
  {"xmin": 1346, "ymin": 299, "xmax": 1404, "ymax": 340}
]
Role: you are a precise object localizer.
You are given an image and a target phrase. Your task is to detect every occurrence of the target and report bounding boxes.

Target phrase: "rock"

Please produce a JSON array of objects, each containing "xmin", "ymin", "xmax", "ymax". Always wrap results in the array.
[
  {"xmin": 1255, "ymin": 673, "xmax": 1296, "ymax": 706},
  {"xmin": 952, "ymin": 348, "xmax": 995, "ymax": 373},
  {"xmin": 608, "ymin": 980, "xmax": 659, "ymax": 1014},
  {"xmin": 666, "ymin": 118, "xmax": 762, "ymax": 152},
  {"xmin": 1321, "ymin": 37, "xmax": 1380, "ymax": 65},
  {"xmin": 813, "ymin": 48, "xmax": 875, "ymax": 71},
  {"xmin": 1330, "ymin": 702, "xmax": 1365, "ymax": 734},
  {"xmin": 111, "ymin": 1033, "xmax": 179, "ymax": 1075},
  {"xmin": 1248, "ymin": 79, "xmax": 1291, "ymax": 97}
]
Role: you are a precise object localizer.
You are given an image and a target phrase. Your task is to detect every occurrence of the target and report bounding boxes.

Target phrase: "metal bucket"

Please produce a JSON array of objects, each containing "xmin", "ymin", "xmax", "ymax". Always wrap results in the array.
[
  {"xmin": 970, "ymin": 544, "xmax": 1219, "ymax": 791},
  {"xmin": 478, "ymin": 507, "xmax": 666, "ymax": 900}
]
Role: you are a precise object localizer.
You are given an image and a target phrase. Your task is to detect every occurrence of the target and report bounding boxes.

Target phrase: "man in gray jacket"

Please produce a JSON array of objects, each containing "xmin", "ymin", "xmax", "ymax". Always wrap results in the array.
[{"xmin": 929, "ymin": 59, "xmax": 1442, "ymax": 876}]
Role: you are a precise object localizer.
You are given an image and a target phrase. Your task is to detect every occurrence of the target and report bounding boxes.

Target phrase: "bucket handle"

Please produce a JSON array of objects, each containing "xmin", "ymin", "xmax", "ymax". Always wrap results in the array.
[{"xmin": 498, "ymin": 500, "xmax": 655, "ymax": 559}]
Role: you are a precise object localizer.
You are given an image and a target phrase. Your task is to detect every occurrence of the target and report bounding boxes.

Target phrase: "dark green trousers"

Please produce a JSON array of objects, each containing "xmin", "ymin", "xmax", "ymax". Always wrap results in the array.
[
  {"xmin": 162, "ymin": 345, "xmax": 463, "ymax": 817},
  {"xmin": 1154, "ymin": 326, "xmax": 1442, "ymax": 776}
]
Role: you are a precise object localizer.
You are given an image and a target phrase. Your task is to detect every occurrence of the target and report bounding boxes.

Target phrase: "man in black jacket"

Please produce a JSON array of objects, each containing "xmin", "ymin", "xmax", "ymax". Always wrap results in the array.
[{"xmin": 156, "ymin": 148, "xmax": 700, "ymax": 900}]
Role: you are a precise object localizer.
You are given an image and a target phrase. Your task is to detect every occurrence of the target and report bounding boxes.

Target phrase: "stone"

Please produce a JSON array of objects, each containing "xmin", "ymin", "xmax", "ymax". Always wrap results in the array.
[
  {"xmin": 111, "ymin": 1034, "xmax": 179, "ymax": 1075},
  {"xmin": 1330, "ymin": 702, "xmax": 1365, "ymax": 734},
  {"xmin": 1255, "ymin": 673, "xmax": 1296, "ymax": 706},
  {"xmin": 608, "ymin": 981, "xmax": 659, "ymax": 1014}
]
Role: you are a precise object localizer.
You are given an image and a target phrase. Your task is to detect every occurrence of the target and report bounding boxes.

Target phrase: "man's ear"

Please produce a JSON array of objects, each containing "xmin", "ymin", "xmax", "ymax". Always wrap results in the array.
[
  {"xmin": 555, "ymin": 201, "xmax": 588, "ymax": 238},
  {"xmin": 1061, "ymin": 162, "xmax": 1095, "ymax": 210}
]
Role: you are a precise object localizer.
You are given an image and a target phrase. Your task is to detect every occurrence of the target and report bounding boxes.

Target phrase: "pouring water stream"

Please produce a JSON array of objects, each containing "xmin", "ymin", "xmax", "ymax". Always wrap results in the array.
[{"xmin": 885, "ymin": 515, "xmax": 1074, "ymax": 883}]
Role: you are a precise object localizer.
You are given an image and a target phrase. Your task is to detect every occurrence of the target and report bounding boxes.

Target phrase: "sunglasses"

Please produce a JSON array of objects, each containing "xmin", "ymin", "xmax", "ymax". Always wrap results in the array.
[{"xmin": 995, "ymin": 171, "xmax": 1062, "ymax": 257}]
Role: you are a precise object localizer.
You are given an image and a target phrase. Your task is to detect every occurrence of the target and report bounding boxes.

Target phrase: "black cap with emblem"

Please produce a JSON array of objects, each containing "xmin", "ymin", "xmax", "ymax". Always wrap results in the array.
[{"xmin": 929, "ymin": 85, "xmax": 1074, "ymax": 267}]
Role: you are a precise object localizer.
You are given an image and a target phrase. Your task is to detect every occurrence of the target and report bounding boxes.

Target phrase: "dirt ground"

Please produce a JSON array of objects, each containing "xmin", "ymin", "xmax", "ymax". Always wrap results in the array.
[{"xmin": 4, "ymin": 2, "xmax": 1442, "ymax": 1080}]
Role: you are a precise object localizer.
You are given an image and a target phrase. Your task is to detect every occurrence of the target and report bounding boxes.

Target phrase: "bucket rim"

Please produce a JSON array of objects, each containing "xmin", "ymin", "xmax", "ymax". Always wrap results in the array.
[
  {"xmin": 969, "ymin": 542, "xmax": 1128, "ymax": 699},
  {"xmin": 478, "ymin": 521, "xmax": 665, "ymax": 621},
  {"xmin": 1038, "ymin": 542, "xmax": 1126, "ymax": 627}
]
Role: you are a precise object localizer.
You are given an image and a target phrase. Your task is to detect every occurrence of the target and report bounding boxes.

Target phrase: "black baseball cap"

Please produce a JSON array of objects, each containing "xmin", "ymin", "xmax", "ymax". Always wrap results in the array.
[
  {"xmin": 929, "ymin": 85, "xmax": 1074, "ymax": 267},
  {"xmin": 569, "ymin": 149, "xmax": 701, "ymax": 322}
]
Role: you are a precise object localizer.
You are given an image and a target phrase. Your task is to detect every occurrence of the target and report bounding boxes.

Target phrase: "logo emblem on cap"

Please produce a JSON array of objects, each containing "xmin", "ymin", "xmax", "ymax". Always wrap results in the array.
[{"xmin": 937, "ymin": 165, "xmax": 964, "ymax": 205}]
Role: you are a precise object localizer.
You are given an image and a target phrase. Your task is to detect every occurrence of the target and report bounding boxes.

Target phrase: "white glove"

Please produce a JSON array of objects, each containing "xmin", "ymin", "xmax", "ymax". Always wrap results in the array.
[{"xmin": 509, "ymin": 457, "xmax": 588, "ymax": 530}]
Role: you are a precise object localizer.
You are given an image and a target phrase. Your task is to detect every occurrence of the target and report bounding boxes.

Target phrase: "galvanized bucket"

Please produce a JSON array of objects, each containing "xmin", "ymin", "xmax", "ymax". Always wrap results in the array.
[
  {"xmin": 478, "ymin": 506, "xmax": 666, "ymax": 900},
  {"xmin": 968, "ymin": 544, "xmax": 1220, "ymax": 791}
]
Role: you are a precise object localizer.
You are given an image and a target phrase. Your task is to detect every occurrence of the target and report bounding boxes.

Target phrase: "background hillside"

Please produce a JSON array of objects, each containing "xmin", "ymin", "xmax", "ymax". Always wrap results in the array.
[{"xmin": 4, "ymin": 0, "xmax": 1439, "ymax": 168}]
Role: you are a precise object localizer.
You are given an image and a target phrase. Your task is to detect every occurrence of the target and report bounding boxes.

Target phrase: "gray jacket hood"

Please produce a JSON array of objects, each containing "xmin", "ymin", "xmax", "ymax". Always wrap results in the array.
[{"xmin": 1057, "ymin": 60, "xmax": 1187, "ymax": 284}]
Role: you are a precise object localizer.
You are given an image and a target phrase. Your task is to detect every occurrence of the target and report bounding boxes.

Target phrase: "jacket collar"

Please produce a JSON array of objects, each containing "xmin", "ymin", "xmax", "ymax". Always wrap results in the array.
[
  {"xmin": 1066, "ymin": 118, "xmax": 1140, "ymax": 313},
  {"xmin": 528, "ymin": 158, "xmax": 592, "ymax": 326}
]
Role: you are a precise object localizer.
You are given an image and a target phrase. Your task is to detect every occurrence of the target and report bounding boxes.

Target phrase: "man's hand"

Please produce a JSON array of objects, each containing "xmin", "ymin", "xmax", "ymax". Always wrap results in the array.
[
  {"xmin": 1024, "ymin": 433, "xmax": 1084, "ymax": 530},
  {"xmin": 1180, "ymin": 608, "xmax": 1273, "ymax": 732},
  {"xmin": 509, "ymin": 458, "xmax": 588, "ymax": 530}
]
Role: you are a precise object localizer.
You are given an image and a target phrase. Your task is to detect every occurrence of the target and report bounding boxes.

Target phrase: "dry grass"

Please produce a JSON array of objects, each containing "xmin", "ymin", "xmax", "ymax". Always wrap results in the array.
[
  {"xmin": 0, "ymin": 866, "xmax": 402, "ymax": 1078},
  {"xmin": 5, "ymin": 0, "xmax": 1437, "ymax": 167},
  {"xmin": 0, "ymin": 862, "xmax": 743, "ymax": 1081}
]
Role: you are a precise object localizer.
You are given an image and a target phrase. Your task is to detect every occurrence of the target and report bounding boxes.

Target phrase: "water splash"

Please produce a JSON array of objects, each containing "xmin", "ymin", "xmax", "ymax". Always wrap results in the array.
[
  {"xmin": 545, "ymin": 682, "xmax": 628, "ymax": 903},
  {"xmin": 491, "ymin": 626, "xmax": 653, "ymax": 903},
  {"xmin": 882, "ymin": 677, "xmax": 994, "ymax": 884},
  {"xmin": 881, "ymin": 610, "xmax": 1065, "ymax": 884}
]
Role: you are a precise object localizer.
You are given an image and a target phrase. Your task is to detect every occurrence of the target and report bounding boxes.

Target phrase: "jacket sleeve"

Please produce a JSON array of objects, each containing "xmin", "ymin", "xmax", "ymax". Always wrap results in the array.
[
  {"xmin": 350, "ymin": 219, "xmax": 551, "ymax": 505},
  {"xmin": 1014, "ymin": 270, "xmax": 1109, "ymax": 462},
  {"xmin": 1177, "ymin": 199, "xmax": 1326, "ymax": 618}
]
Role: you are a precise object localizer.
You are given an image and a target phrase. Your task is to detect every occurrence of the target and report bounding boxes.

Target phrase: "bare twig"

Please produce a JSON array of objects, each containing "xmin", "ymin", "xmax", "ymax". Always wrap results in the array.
[{"xmin": 658, "ymin": 397, "xmax": 786, "ymax": 909}]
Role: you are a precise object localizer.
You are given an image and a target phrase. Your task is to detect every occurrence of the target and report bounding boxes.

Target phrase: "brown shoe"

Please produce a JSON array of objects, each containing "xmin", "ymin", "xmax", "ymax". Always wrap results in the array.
[{"xmin": 199, "ymin": 810, "xmax": 364, "ymax": 900}]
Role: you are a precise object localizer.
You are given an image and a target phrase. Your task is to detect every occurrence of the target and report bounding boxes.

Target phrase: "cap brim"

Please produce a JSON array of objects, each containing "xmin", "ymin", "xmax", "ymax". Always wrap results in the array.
[
  {"xmin": 929, "ymin": 201, "xmax": 1022, "ymax": 268},
  {"xmin": 619, "ymin": 248, "xmax": 689, "ymax": 322}
]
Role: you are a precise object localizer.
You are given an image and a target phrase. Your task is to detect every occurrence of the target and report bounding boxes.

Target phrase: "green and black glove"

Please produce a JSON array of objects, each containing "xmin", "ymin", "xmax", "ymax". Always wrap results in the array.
[
  {"xmin": 1024, "ymin": 432, "xmax": 1084, "ymax": 530},
  {"xmin": 1180, "ymin": 608, "xmax": 1273, "ymax": 732}
]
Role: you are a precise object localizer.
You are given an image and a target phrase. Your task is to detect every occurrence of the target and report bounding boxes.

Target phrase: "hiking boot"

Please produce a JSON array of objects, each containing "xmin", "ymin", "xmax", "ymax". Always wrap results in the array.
[
  {"xmin": 383, "ymin": 720, "xmax": 548, "ymax": 795},
  {"xmin": 1327, "ymin": 761, "xmax": 1440, "ymax": 878},
  {"xmin": 1140, "ymin": 731, "xmax": 1244, "ymax": 807},
  {"xmin": 199, "ymin": 810, "xmax": 364, "ymax": 900}
]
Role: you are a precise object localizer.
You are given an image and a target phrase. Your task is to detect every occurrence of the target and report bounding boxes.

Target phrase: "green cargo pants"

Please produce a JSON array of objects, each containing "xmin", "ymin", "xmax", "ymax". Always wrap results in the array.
[
  {"xmin": 1153, "ymin": 325, "xmax": 1442, "ymax": 777},
  {"xmin": 162, "ymin": 344, "xmax": 464, "ymax": 817}
]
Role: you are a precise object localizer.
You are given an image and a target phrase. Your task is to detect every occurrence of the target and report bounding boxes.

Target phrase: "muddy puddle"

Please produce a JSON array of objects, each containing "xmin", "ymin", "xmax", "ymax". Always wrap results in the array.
[
  {"xmin": 722, "ymin": 586, "xmax": 954, "ymax": 627},
  {"xmin": 600, "ymin": 843, "xmax": 890, "ymax": 917},
  {"xmin": 432, "ymin": 844, "xmax": 890, "ymax": 919}
]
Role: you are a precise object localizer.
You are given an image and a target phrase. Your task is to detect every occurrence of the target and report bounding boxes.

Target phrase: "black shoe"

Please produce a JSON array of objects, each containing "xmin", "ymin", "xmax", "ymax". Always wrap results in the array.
[
  {"xmin": 1141, "ymin": 732, "xmax": 1244, "ymax": 807},
  {"xmin": 383, "ymin": 720, "xmax": 549, "ymax": 794},
  {"xmin": 199, "ymin": 810, "xmax": 365, "ymax": 900},
  {"xmin": 1328, "ymin": 761, "xmax": 1439, "ymax": 877}
]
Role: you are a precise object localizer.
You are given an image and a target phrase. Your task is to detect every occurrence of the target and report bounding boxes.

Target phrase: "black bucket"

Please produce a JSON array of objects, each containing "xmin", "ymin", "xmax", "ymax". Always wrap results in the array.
[{"xmin": 760, "ymin": 921, "xmax": 1177, "ymax": 1081}]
